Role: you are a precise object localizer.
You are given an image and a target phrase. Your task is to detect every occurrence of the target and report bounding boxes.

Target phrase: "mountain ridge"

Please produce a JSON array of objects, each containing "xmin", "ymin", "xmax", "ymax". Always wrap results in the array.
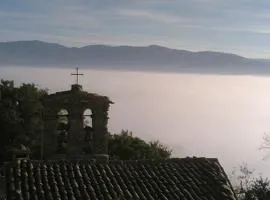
[
  {"xmin": 0, "ymin": 40, "xmax": 269, "ymax": 74},
  {"xmin": 0, "ymin": 40, "xmax": 246, "ymax": 57}
]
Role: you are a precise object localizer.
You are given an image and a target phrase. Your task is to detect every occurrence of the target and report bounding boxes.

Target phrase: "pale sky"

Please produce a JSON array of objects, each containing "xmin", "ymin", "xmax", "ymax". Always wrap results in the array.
[{"xmin": 2, "ymin": 0, "xmax": 270, "ymax": 58}]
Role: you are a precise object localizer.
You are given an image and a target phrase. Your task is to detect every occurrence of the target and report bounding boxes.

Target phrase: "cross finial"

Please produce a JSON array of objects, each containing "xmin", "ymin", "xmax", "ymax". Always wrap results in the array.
[{"xmin": 71, "ymin": 67, "xmax": 84, "ymax": 85}]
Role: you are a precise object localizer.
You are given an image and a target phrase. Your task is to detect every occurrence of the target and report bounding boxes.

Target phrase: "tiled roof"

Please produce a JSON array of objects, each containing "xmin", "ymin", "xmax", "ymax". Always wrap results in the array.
[{"xmin": 5, "ymin": 158, "xmax": 237, "ymax": 200}]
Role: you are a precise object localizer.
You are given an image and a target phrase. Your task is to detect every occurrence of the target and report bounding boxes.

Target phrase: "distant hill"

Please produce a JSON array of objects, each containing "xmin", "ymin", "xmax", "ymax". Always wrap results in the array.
[{"xmin": 0, "ymin": 40, "xmax": 269, "ymax": 74}]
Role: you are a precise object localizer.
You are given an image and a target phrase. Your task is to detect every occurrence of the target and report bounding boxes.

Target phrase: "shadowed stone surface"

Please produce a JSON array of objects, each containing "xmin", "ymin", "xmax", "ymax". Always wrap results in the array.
[{"xmin": 42, "ymin": 84, "xmax": 113, "ymax": 160}]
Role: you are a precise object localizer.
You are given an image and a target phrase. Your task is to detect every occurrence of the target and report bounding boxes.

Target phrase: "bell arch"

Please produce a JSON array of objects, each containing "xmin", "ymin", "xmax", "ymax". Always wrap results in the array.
[
  {"xmin": 56, "ymin": 109, "xmax": 70, "ymax": 154},
  {"xmin": 82, "ymin": 108, "xmax": 94, "ymax": 154},
  {"xmin": 83, "ymin": 108, "xmax": 92, "ymax": 128}
]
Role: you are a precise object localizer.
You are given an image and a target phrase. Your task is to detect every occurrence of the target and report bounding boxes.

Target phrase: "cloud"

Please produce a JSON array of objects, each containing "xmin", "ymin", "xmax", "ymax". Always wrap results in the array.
[
  {"xmin": 2, "ymin": 0, "xmax": 270, "ymax": 58},
  {"xmin": 0, "ymin": 5, "xmax": 100, "ymax": 40},
  {"xmin": 117, "ymin": 9, "xmax": 185, "ymax": 24}
]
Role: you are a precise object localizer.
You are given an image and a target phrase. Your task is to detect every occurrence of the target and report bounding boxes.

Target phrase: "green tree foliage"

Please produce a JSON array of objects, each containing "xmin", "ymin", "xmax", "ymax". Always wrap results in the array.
[
  {"xmin": 0, "ymin": 80, "xmax": 22, "ymax": 162},
  {"xmin": 245, "ymin": 177, "xmax": 270, "ymax": 200},
  {"xmin": 0, "ymin": 80, "xmax": 47, "ymax": 162},
  {"xmin": 233, "ymin": 163, "xmax": 270, "ymax": 200},
  {"xmin": 108, "ymin": 130, "xmax": 172, "ymax": 160}
]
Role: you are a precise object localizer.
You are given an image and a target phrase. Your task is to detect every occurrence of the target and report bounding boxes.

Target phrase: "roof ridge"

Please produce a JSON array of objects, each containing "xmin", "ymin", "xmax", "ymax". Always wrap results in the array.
[{"xmin": 4, "ymin": 157, "xmax": 220, "ymax": 166}]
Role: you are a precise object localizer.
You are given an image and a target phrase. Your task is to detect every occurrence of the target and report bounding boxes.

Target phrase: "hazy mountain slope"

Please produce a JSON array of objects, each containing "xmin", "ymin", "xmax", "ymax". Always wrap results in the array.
[{"xmin": 0, "ymin": 40, "xmax": 269, "ymax": 74}]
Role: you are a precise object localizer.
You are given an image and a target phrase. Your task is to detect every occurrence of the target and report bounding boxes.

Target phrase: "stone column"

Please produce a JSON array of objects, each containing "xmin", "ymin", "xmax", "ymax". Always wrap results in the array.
[
  {"xmin": 92, "ymin": 107, "xmax": 109, "ymax": 161},
  {"xmin": 67, "ymin": 107, "xmax": 85, "ymax": 158}
]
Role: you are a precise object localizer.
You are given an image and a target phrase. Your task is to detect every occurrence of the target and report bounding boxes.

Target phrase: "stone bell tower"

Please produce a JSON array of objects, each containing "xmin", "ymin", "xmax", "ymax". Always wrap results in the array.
[{"xmin": 42, "ymin": 69, "xmax": 113, "ymax": 161}]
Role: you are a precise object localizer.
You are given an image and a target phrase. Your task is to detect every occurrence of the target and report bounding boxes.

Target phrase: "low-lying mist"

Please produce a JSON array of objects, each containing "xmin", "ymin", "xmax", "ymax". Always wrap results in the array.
[{"xmin": 1, "ymin": 66, "xmax": 270, "ymax": 177}]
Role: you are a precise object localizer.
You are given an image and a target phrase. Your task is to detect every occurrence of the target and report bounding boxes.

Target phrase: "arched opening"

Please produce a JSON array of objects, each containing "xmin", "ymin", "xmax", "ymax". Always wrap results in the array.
[
  {"xmin": 57, "ymin": 109, "xmax": 69, "ymax": 125},
  {"xmin": 56, "ymin": 109, "xmax": 69, "ymax": 153},
  {"xmin": 83, "ymin": 109, "xmax": 92, "ymax": 128},
  {"xmin": 82, "ymin": 108, "xmax": 93, "ymax": 153}
]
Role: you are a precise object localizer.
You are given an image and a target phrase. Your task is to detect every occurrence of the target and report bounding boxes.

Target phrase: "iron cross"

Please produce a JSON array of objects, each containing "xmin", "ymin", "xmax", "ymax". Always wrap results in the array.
[{"xmin": 71, "ymin": 67, "xmax": 84, "ymax": 85}]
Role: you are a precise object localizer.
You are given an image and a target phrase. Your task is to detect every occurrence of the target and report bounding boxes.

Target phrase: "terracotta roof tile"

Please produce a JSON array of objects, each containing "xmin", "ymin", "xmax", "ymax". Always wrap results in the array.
[{"xmin": 5, "ymin": 158, "xmax": 237, "ymax": 200}]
